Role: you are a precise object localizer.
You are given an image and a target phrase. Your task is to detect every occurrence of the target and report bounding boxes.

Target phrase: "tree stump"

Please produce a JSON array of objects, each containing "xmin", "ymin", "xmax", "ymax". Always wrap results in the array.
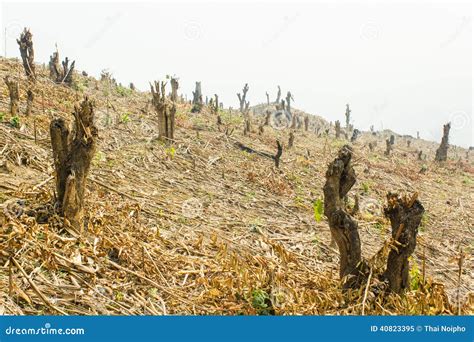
[
  {"xmin": 151, "ymin": 81, "xmax": 175, "ymax": 142},
  {"xmin": 383, "ymin": 193, "xmax": 424, "ymax": 292},
  {"xmin": 25, "ymin": 89, "xmax": 34, "ymax": 116},
  {"xmin": 384, "ymin": 138, "xmax": 393, "ymax": 156},
  {"xmin": 274, "ymin": 140, "xmax": 283, "ymax": 168},
  {"xmin": 237, "ymin": 83, "xmax": 249, "ymax": 113},
  {"xmin": 335, "ymin": 120, "xmax": 341, "ymax": 139},
  {"xmin": 288, "ymin": 131, "xmax": 294, "ymax": 148},
  {"xmin": 4, "ymin": 76, "xmax": 19, "ymax": 116},
  {"xmin": 435, "ymin": 123, "xmax": 450, "ymax": 162},
  {"xmin": 191, "ymin": 81, "xmax": 203, "ymax": 113},
  {"xmin": 323, "ymin": 145, "xmax": 366, "ymax": 285},
  {"xmin": 49, "ymin": 49, "xmax": 75, "ymax": 85},
  {"xmin": 50, "ymin": 97, "xmax": 98, "ymax": 231},
  {"xmin": 17, "ymin": 28, "xmax": 35, "ymax": 80},
  {"xmin": 275, "ymin": 85, "xmax": 281, "ymax": 104},
  {"xmin": 304, "ymin": 116, "xmax": 309, "ymax": 131},
  {"xmin": 170, "ymin": 77, "xmax": 179, "ymax": 102}
]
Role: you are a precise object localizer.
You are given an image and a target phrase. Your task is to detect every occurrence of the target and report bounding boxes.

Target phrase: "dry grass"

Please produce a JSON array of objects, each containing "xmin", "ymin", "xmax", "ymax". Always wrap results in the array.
[{"xmin": 0, "ymin": 57, "xmax": 472, "ymax": 315}]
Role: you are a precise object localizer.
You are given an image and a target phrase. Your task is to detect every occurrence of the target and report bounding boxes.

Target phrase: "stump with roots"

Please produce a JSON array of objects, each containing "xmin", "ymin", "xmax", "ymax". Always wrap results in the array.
[
  {"xmin": 50, "ymin": 97, "xmax": 98, "ymax": 231},
  {"xmin": 383, "ymin": 193, "xmax": 424, "ymax": 293},
  {"xmin": 17, "ymin": 28, "xmax": 35, "ymax": 80},
  {"xmin": 151, "ymin": 81, "xmax": 176, "ymax": 142}
]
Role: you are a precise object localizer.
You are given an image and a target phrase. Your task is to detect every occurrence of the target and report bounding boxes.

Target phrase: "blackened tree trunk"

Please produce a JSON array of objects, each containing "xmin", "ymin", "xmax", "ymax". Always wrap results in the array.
[
  {"xmin": 275, "ymin": 85, "xmax": 281, "ymax": 104},
  {"xmin": 25, "ymin": 89, "xmax": 34, "ymax": 116},
  {"xmin": 49, "ymin": 49, "xmax": 75, "ymax": 85},
  {"xmin": 237, "ymin": 83, "xmax": 249, "ymax": 113},
  {"xmin": 151, "ymin": 81, "xmax": 176, "ymax": 142},
  {"xmin": 323, "ymin": 145, "xmax": 366, "ymax": 286},
  {"xmin": 17, "ymin": 28, "xmax": 35, "ymax": 80},
  {"xmin": 435, "ymin": 123, "xmax": 451, "ymax": 162},
  {"xmin": 4, "ymin": 76, "xmax": 19, "ymax": 116},
  {"xmin": 191, "ymin": 81, "xmax": 203, "ymax": 113},
  {"xmin": 170, "ymin": 77, "xmax": 179, "ymax": 102},
  {"xmin": 288, "ymin": 131, "xmax": 294, "ymax": 148},
  {"xmin": 335, "ymin": 120, "xmax": 341, "ymax": 139},
  {"xmin": 383, "ymin": 193, "xmax": 424, "ymax": 292},
  {"xmin": 274, "ymin": 140, "xmax": 283, "ymax": 168},
  {"xmin": 50, "ymin": 97, "xmax": 98, "ymax": 231}
]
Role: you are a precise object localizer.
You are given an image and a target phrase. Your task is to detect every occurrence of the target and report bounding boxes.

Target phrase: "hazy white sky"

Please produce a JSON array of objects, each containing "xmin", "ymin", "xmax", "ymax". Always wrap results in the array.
[{"xmin": 1, "ymin": 1, "xmax": 472, "ymax": 147}]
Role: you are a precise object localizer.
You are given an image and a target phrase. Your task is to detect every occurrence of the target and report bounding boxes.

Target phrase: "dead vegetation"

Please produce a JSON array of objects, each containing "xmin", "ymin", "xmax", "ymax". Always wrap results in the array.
[{"xmin": 0, "ymin": 50, "xmax": 472, "ymax": 316}]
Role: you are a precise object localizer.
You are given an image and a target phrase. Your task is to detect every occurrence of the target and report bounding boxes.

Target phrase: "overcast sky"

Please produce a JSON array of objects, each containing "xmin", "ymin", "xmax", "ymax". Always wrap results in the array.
[{"xmin": 1, "ymin": 1, "xmax": 472, "ymax": 147}]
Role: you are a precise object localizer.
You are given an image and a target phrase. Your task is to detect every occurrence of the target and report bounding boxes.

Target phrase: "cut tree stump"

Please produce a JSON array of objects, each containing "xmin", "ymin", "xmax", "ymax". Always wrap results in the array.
[
  {"xmin": 17, "ymin": 28, "xmax": 35, "ymax": 80},
  {"xmin": 323, "ymin": 145, "xmax": 366, "ymax": 286},
  {"xmin": 4, "ymin": 76, "xmax": 19, "ymax": 116},
  {"xmin": 383, "ymin": 193, "xmax": 424, "ymax": 293},
  {"xmin": 50, "ymin": 97, "xmax": 98, "ymax": 231},
  {"xmin": 151, "ymin": 81, "xmax": 175, "ymax": 142},
  {"xmin": 435, "ymin": 122, "xmax": 450, "ymax": 162}
]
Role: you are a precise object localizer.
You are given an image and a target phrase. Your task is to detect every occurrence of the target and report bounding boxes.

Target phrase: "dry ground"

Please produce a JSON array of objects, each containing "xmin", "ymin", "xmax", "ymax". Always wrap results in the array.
[{"xmin": 0, "ymin": 57, "xmax": 472, "ymax": 315}]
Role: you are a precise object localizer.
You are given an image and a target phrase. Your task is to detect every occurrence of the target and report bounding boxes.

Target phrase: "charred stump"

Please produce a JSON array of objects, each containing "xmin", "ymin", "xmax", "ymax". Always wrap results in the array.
[
  {"xmin": 304, "ymin": 116, "xmax": 309, "ymax": 131},
  {"xmin": 4, "ymin": 76, "xmax": 19, "ymax": 116},
  {"xmin": 151, "ymin": 81, "xmax": 176, "ymax": 142},
  {"xmin": 49, "ymin": 49, "xmax": 75, "ymax": 85},
  {"xmin": 266, "ymin": 92, "xmax": 270, "ymax": 106},
  {"xmin": 335, "ymin": 120, "xmax": 341, "ymax": 139},
  {"xmin": 384, "ymin": 138, "xmax": 393, "ymax": 156},
  {"xmin": 25, "ymin": 89, "xmax": 34, "ymax": 116},
  {"xmin": 275, "ymin": 85, "xmax": 281, "ymax": 104},
  {"xmin": 383, "ymin": 193, "xmax": 424, "ymax": 293},
  {"xmin": 323, "ymin": 145, "xmax": 366, "ymax": 286},
  {"xmin": 17, "ymin": 28, "xmax": 35, "ymax": 80},
  {"xmin": 170, "ymin": 77, "xmax": 179, "ymax": 102},
  {"xmin": 435, "ymin": 123, "xmax": 451, "ymax": 162},
  {"xmin": 288, "ymin": 131, "xmax": 295, "ymax": 149},
  {"xmin": 345, "ymin": 104, "xmax": 351, "ymax": 130},
  {"xmin": 50, "ymin": 97, "xmax": 98, "ymax": 231},
  {"xmin": 274, "ymin": 140, "xmax": 283, "ymax": 168},
  {"xmin": 286, "ymin": 91, "xmax": 294, "ymax": 114},
  {"xmin": 237, "ymin": 83, "xmax": 249, "ymax": 113},
  {"xmin": 191, "ymin": 81, "xmax": 203, "ymax": 113}
]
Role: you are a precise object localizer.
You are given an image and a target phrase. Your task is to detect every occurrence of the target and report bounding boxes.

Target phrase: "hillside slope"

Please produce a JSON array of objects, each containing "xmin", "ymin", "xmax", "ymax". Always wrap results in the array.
[{"xmin": 0, "ymin": 57, "xmax": 472, "ymax": 315}]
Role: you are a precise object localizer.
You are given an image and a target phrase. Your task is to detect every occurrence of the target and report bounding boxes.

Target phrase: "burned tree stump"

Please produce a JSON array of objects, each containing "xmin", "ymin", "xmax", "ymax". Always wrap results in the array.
[
  {"xmin": 264, "ymin": 110, "xmax": 271, "ymax": 126},
  {"xmin": 384, "ymin": 138, "xmax": 393, "ymax": 156},
  {"xmin": 345, "ymin": 104, "xmax": 351, "ymax": 130},
  {"xmin": 286, "ymin": 91, "xmax": 294, "ymax": 114},
  {"xmin": 25, "ymin": 89, "xmax": 34, "ymax": 116},
  {"xmin": 435, "ymin": 123, "xmax": 451, "ymax": 162},
  {"xmin": 17, "ymin": 28, "xmax": 35, "ymax": 80},
  {"xmin": 237, "ymin": 83, "xmax": 249, "ymax": 113},
  {"xmin": 191, "ymin": 81, "xmax": 203, "ymax": 113},
  {"xmin": 288, "ymin": 131, "xmax": 295, "ymax": 148},
  {"xmin": 383, "ymin": 193, "xmax": 424, "ymax": 293},
  {"xmin": 274, "ymin": 140, "xmax": 283, "ymax": 168},
  {"xmin": 49, "ymin": 49, "xmax": 75, "ymax": 85},
  {"xmin": 4, "ymin": 76, "xmax": 19, "ymax": 116},
  {"xmin": 50, "ymin": 97, "xmax": 98, "ymax": 231},
  {"xmin": 304, "ymin": 116, "xmax": 309, "ymax": 131},
  {"xmin": 266, "ymin": 92, "xmax": 270, "ymax": 106},
  {"xmin": 151, "ymin": 81, "xmax": 176, "ymax": 142},
  {"xmin": 275, "ymin": 85, "xmax": 281, "ymax": 104},
  {"xmin": 335, "ymin": 120, "xmax": 341, "ymax": 139},
  {"xmin": 170, "ymin": 77, "xmax": 179, "ymax": 102},
  {"xmin": 323, "ymin": 145, "xmax": 366, "ymax": 285}
]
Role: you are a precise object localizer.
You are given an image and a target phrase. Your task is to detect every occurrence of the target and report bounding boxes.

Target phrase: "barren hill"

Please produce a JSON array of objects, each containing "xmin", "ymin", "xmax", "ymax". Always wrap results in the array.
[{"xmin": 0, "ymin": 57, "xmax": 472, "ymax": 315}]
